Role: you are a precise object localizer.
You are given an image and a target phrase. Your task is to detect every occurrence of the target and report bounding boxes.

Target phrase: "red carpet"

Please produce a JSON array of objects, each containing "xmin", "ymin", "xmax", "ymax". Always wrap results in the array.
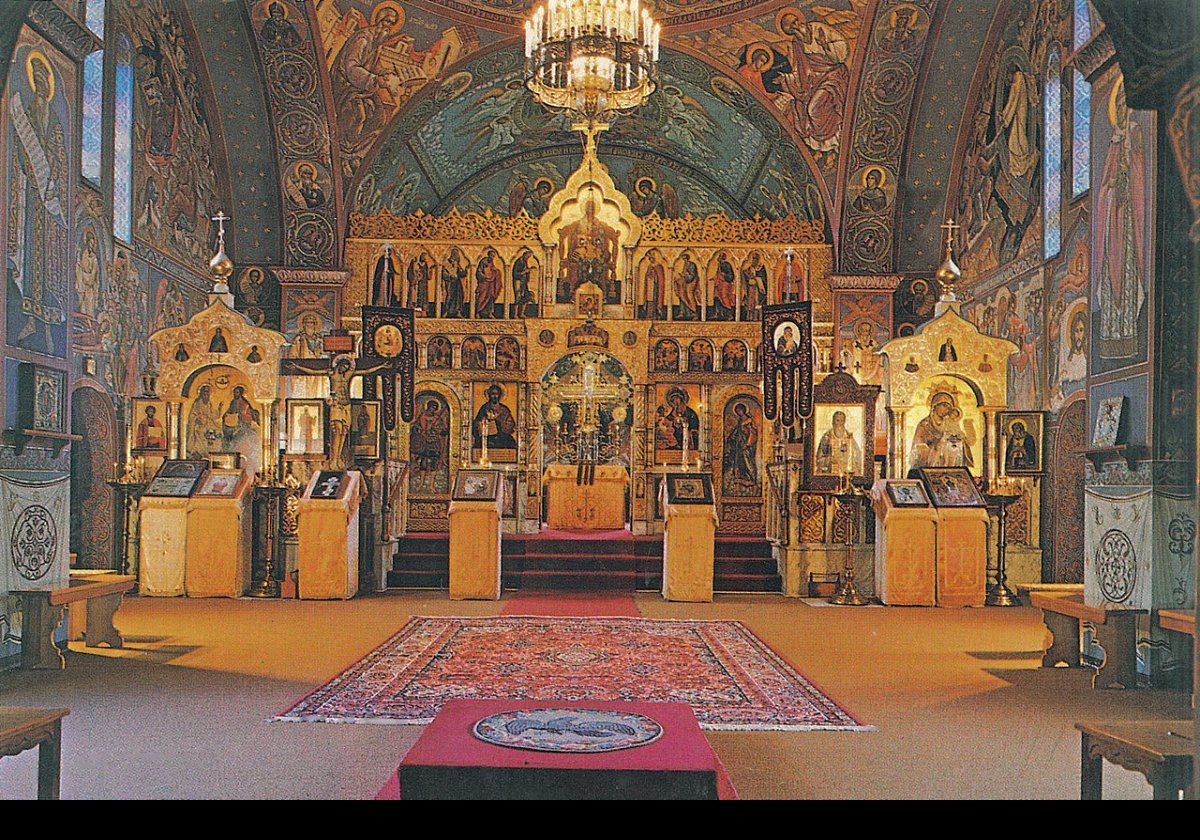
[
  {"xmin": 502, "ymin": 591, "xmax": 640, "ymax": 617},
  {"xmin": 534, "ymin": 528, "xmax": 634, "ymax": 540},
  {"xmin": 277, "ymin": 616, "xmax": 871, "ymax": 731}
]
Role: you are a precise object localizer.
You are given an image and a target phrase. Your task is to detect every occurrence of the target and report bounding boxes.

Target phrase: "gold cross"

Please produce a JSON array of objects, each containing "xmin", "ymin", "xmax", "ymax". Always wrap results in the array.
[{"xmin": 940, "ymin": 218, "xmax": 960, "ymax": 247}]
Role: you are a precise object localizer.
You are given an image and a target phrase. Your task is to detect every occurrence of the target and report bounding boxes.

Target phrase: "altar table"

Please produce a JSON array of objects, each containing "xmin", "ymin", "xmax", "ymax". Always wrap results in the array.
[
  {"xmin": 397, "ymin": 699, "xmax": 720, "ymax": 800},
  {"xmin": 543, "ymin": 464, "xmax": 627, "ymax": 531}
]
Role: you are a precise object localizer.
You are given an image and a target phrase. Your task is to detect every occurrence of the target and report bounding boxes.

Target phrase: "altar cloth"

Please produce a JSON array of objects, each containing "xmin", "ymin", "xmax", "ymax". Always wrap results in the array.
[{"xmin": 396, "ymin": 699, "xmax": 727, "ymax": 799}]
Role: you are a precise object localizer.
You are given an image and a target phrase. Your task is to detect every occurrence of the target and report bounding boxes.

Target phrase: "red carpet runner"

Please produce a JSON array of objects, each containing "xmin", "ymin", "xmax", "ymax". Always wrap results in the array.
[{"xmin": 501, "ymin": 590, "xmax": 640, "ymax": 617}]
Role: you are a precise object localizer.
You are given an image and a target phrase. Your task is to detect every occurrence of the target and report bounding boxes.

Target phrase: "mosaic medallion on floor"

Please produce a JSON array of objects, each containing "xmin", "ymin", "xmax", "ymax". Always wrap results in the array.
[{"xmin": 275, "ymin": 616, "xmax": 871, "ymax": 731}]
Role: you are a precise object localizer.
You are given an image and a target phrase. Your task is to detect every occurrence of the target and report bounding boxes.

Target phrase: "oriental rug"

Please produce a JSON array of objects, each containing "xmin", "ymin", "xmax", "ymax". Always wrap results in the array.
[{"xmin": 275, "ymin": 616, "xmax": 870, "ymax": 731}]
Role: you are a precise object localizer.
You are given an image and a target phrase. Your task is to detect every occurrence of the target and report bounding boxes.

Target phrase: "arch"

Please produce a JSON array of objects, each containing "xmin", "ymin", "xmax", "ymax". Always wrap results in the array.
[
  {"xmin": 460, "ymin": 335, "xmax": 487, "ymax": 370},
  {"xmin": 509, "ymin": 247, "xmax": 540, "ymax": 318},
  {"xmin": 687, "ymin": 339, "xmax": 715, "ymax": 372},
  {"xmin": 439, "ymin": 247, "xmax": 471, "ymax": 318},
  {"xmin": 1044, "ymin": 45, "xmax": 1064, "ymax": 260},
  {"xmin": 721, "ymin": 339, "xmax": 749, "ymax": 372},
  {"xmin": 408, "ymin": 388, "xmax": 455, "ymax": 497},
  {"xmin": 348, "ymin": 41, "xmax": 834, "ymax": 234},
  {"xmin": 405, "ymin": 249, "xmax": 436, "ymax": 315},
  {"xmin": 652, "ymin": 338, "xmax": 681, "ymax": 373},
  {"xmin": 70, "ymin": 387, "xmax": 117, "ymax": 570},
  {"xmin": 426, "ymin": 335, "xmax": 453, "ymax": 369},
  {"xmin": 473, "ymin": 246, "xmax": 505, "ymax": 318},
  {"xmin": 494, "ymin": 336, "xmax": 522, "ymax": 371},
  {"xmin": 739, "ymin": 250, "xmax": 768, "ymax": 320},
  {"xmin": 717, "ymin": 391, "xmax": 764, "ymax": 500},
  {"xmin": 706, "ymin": 250, "xmax": 737, "ymax": 321},
  {"xmin": 1050, "ymin": 397, "xmax": 1087, "ymax": 582}
]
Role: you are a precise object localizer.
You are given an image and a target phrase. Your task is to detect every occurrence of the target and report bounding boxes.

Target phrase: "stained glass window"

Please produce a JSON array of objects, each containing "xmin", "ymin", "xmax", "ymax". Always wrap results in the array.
[
  {"xmin": 81, "ymin": 49, "xmax": 104, "ymax": 184},
  {"xmin": 1072, "ymin": 70, "xmax": 1091, "ymax": 196},
  {"xmin": 1073, "ymin": 0, "xmax": 1092, "ymax": 50},
  {"xmin": 1043, "ymin": 49, "xmax": 1063, "ymax": 260},
  {"xmin": 85, "ymin": 0, "xmax": 105, "ymax": 40},
  {"xmin": 113, "ymin": 35, "xmax": 134, "ymax": 243}
]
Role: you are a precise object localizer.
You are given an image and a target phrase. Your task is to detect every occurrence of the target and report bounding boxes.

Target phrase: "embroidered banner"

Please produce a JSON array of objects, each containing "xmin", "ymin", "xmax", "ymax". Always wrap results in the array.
[
  {"xmin": 0, "ymin": 471, "xmax": 70, "ymax": 591},
  {"xmin": 1084, "ymin": 487, "xmax": 1152, "ymax": 610},
  {"xmin": 762, "ymin": 302, "xmax": 814, "ymax": 427}
]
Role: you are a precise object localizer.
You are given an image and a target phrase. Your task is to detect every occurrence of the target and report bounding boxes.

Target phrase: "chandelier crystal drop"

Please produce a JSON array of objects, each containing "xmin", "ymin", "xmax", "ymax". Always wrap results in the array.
[{"xmin": 524, "ymin": 0, "xmax": 660, "ymax": 130}]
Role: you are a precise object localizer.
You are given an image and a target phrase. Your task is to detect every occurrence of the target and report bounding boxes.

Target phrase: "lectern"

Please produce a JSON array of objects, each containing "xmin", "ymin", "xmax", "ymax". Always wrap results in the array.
[
  {"xmin": 185, "ymin": 469, "xmax": 253, "ymax": 597},
  {"xmin": 918, "ymin": 467, "xmax": 988, "ymax": 608},
  {"xmin": 872, "ymin": 479, "xmax": 937, "ymax": 606},
  {"xmin": 448, "ymin": 469, "xmax": 503, "ymax": 600},
  {"xmin": 297, "ymin": 470, "xmax": 361, "ymax": 600},
  {"xmin": 139, "ymin": 460, "xmax": 208, "ymax": 597},
  {"xmin": 661, "ymin": 473, "xmax": 717, "ymax": 603}
]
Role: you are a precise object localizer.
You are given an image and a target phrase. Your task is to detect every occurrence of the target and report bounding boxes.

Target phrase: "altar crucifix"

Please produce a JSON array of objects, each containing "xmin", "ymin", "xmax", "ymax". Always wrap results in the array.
[{"xmin": 546, "ymin": 358, "xmax": 631, "ymax": 479}]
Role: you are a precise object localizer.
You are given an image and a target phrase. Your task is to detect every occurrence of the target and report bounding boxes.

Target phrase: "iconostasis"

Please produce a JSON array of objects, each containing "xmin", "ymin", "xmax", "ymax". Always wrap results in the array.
[{"xmin": 341, "ymin": 148, "xmax": 836, "ymax": 536}]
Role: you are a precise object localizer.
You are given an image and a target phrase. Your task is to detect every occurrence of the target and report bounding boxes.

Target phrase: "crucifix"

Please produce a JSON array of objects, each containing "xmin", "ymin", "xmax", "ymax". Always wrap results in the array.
[
  {"xmin": 209, "ymin": 210, "xmax": 233, "ymax": 294},
  {"xmin": 937, "ymin": 217, "xmax": 962, "ymax": 299}
]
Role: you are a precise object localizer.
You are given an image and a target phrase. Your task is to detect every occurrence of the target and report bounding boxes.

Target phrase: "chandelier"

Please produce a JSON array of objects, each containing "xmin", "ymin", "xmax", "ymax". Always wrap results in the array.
[{"xmin": 524, "ymin": 0, "xmax": 660, "ymax": 131}]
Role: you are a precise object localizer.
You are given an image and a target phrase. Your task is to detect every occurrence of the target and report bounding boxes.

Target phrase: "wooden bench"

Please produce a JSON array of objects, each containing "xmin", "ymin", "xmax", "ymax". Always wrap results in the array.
[
  {"xmin": 1157, "ymin": 608, "xmax": 1195, "ymax": 637},
  {"xmin": 10, "ymin": 574, "xmax": 135, "ymax": 670},
  {"xmin": 1016, "ymin": 582, "xmax": 1083, "ymax": 607},
  {"xmin": 0, "ymin": 707, "xmax": 68, "ymax": 799},
  {"xmin": 1029, "ymin": 590, "xmax": 1144, "ymax": 690},
  {"xmin": 1076, "ymin": 720, "xmax": 1194, "ymax": 799}
]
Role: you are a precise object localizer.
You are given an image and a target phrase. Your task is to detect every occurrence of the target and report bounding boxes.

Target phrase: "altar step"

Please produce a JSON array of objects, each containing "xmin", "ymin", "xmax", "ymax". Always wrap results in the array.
[{"xmin": 386, "ymin": 532, "xmax": 781, "ymax": 593}]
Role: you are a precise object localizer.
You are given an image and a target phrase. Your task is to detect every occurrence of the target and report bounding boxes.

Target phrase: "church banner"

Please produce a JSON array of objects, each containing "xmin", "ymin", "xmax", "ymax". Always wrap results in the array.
[
  {"xmin": 1084, "ymin": 487, "xmax": 1152, "ymax": 611},
  {"xmin": 0, "ymin": 470, "xmax": 71, "ymax": 592},
  {"xmin": 762, "ymin": 302, "xmax": 814, "ymax": 427},
  {"xmin": 361, "ymin": 306, "xmax": 416, "ymax": 429}
]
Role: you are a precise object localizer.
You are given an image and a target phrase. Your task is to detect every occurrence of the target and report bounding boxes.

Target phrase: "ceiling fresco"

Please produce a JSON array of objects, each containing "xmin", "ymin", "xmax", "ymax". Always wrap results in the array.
[
  {"xmin": 354, "ymin": 45, "xmax": 828, "ymax": 226},
  {"xmin": 408, "ymin": 0, "xmax": 789, "ymax": 29},
  {"xmin": 675, "ymin": 0, "xmax": 865, "ymax": 177},
  {"xmin": 171, "ymin": 0, "xmax": 1026, "ymax": 272}
]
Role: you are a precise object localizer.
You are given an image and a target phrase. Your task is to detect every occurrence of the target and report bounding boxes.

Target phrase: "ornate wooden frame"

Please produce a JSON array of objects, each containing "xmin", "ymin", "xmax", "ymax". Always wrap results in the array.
[{"xmin": 804, "ymin": 369, "xmax": 880, "ymax": 490}]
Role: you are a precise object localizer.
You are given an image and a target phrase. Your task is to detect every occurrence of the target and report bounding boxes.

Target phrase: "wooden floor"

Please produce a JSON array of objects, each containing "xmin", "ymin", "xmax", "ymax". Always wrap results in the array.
[{"xmin": 0, "ymin": 591, "xmax": 1191, "ymax": 799}]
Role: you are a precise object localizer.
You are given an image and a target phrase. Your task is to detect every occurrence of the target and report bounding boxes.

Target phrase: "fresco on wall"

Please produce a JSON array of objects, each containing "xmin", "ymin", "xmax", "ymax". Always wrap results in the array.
[
  {"xmin": 835, "ymin": 292, "xmax": 890, "ymax": 386},
  {"xmin": 1091, "ymin": 70, "xmax": 1153, "ymax": 376},
  {"xmin": 126, "ymin": 0, "xmax": 225, "ymax": 272},
  {"xmin": 966, "ymin": 270, "xmax": 1044, "ymax": 412},
  {"xmin": 677, "ymin": 2, "xmax": 864, "ymax": 173},
  {"xmin": 353, "ymin": 47, "xmax": 829, "ymax": 228},
  {"xmin": 4, "ymin": 33, "xmax": 73, "ymax": 358},
  {"xmin": 1047, "ymin": 217, "xmax": 1089, "ymax": 412},
  {"xmin": 73, "ymin": 187, "xmax": 110, "ymax": 353},
  {"xmin": 315, "ymin": 0, "xmax": 487, "ymax": 178},
  {"xmin": 954, "ymin": 0, "xmax": 1048, "ymax": 278}
]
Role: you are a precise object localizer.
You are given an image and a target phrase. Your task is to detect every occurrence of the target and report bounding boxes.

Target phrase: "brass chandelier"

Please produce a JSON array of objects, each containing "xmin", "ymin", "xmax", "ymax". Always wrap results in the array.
[{"xmin": 524, "ymin": 0, "xmax": 661, "ymax": 131}]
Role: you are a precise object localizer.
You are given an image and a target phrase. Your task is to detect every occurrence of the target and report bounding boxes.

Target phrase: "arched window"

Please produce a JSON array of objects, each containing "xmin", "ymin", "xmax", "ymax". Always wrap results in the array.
[
  {"xmin": 81, "ymin": 49, "xmax": 104, "ymax": 184},
  {"xmin": 1073, "ymin": 0, "xmax": 1092, "ymax": 50},
  {"xmin": 1043, "ymin": 48, "xmax": 1063, "ymax": 260},
  {"xmin": 1072, "ymin": 70, "xmax": 1091, "ymax": 196},
  {"xmin": 113, "ymin": 34, "xmax": 134, "ymax": 242},
  {"xmin": 85, "ymin": 0, "xmax": 106, "ymax": 39}
]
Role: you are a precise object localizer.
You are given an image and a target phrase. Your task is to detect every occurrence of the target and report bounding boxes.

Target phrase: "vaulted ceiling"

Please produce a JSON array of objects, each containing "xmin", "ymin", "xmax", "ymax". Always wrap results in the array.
[{"xmin": 167, "ymin": 0, "xmax": 1080, "ymax": 273}]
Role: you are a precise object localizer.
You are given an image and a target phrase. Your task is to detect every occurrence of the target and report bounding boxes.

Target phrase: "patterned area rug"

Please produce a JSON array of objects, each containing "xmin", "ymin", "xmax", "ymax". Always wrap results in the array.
[{"xmin": 275, "ymin": 616, "xmax": 870, "ymax": 731}]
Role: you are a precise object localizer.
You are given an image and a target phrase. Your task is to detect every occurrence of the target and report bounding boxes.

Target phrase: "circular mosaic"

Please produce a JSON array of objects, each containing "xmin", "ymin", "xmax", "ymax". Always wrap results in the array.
[
  {"xmin": 12, "ymin": 504, "xmax": 56, "ymax": 581},
  {"xmin": 538, "ymin": 329, "xmax": 556, "ymax": 347},
  {"xmin": 622, "ymin": 330, "xmax": 638, "ymax": 347},
  {"xmin": 472, "ymin": 708, "xmax": 663, "ymax": 754},
  {"xmin": 1095, "ymin": 528, "xmax": 1137, "ymax": 603}
]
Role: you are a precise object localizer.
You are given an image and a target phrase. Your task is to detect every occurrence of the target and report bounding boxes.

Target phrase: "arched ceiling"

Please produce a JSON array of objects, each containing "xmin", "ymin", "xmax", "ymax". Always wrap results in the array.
[
  {"xmin": 354, "ymin": 45, "xmax": 828, "ymax": 227},
  {"xmin": 174, "ymin": 0, "xmax": 1061, "ymax": 274}
]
